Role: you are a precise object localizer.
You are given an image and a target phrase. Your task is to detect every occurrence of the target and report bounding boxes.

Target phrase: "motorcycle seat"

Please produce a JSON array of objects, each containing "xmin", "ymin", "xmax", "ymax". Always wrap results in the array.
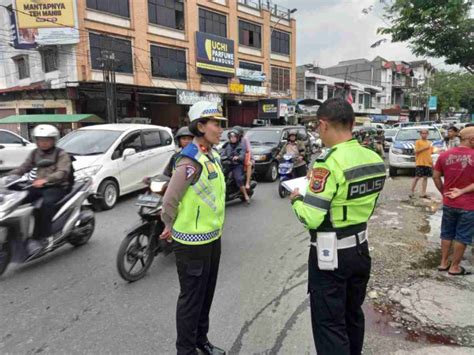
[{"xmin": 55, "ymin": 181, "xmax": 87, "ymax": 207}]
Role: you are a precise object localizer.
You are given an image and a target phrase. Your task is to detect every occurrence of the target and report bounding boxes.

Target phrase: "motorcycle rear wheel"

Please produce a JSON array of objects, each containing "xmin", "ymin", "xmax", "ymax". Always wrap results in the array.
[
  {"xmin": 0, "ymin": 242, "xmax": 11, "ymax": 276},
  {"xmin": 117, "ymin": 231, "xmax": 155, "ymax": 282}
]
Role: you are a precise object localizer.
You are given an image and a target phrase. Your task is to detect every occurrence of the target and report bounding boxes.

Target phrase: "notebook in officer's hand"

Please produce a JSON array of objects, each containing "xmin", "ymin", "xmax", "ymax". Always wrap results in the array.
[{"xmin": 282, "ymin": 177, "xmax": 308, "ymax": 196}]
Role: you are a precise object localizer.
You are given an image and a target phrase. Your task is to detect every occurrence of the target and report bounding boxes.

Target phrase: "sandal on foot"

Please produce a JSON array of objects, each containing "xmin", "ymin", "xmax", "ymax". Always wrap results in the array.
[
  {"xmin": 437, "ymin": 263, "xmax": 451, "ymax": 272},
  {"xmin": 448, "ymin": 266, "xmax": 472, "ymax": 276}
]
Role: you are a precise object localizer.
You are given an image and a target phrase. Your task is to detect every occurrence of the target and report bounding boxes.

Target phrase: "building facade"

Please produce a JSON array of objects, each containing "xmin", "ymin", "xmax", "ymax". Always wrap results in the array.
[{"xmin": 0, "ymin": 0, "xmax": 297, "ymax": 130}]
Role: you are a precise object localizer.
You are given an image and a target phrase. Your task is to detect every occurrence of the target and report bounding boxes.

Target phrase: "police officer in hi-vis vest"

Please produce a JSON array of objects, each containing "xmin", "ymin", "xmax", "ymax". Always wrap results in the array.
[
  {"xmin": 290, "ymin": 98, "xmax": 386, "ymax": 355},
  {"xmin": 161, "ymin": 101, "xmax": 227, "ymax": 355}
]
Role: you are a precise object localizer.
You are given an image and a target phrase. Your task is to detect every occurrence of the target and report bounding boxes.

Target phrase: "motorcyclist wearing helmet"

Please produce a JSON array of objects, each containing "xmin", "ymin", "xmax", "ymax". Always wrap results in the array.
[
  {"xmin": 277, "ymin": 129, "xmax": 307, "ymax": 177},
  {"xmin": 163, "ymin": 126, "xmax": 194, "ymax": 178},
  {"xmin": 9, "ymin": 124, "xmax": 72, "ymax": 254},
  {"xmin": 223, "ymin": 128, "xmax": 250, "ymax": 203}
]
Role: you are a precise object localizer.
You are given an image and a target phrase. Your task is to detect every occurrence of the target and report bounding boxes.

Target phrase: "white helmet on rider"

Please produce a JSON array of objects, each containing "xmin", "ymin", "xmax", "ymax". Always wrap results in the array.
[{"xmin": 32, "ymin": 124, "xmax": 60, "ymax": 142}]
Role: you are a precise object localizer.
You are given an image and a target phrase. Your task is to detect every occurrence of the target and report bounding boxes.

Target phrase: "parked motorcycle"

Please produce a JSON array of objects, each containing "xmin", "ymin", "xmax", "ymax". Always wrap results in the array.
[
  {"xmin": 116, "ymin": 175, "xmax": 171, "ymax": 282},
  {"xmin": 278, "ymin": 154, "xmax": 296, "ymax": 198},
  {"xmin": 220, "ymin": 155, "xmax": 257, "ymax": 203},
  {"xmin": 0, "ymin": 175, "xmax": 95, "ymax": 276}
]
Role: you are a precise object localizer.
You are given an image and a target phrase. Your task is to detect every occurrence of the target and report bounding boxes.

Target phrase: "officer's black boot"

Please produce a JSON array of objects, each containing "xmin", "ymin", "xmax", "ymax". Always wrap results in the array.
[{"xmin": 196, "ymin": 342, "xmax": 226, "ymax": 355}]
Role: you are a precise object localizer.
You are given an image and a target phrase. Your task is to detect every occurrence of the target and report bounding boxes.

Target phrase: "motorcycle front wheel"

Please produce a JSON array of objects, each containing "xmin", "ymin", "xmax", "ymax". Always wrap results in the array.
[
  {"xmin": 116, "ymin": 231, "xmax": 155, "ymax": 282},
  {"xmin": 0, "ymin": 242, "xmax": 11, "ymax": 276},
  {"xmin": 278, "ymin": 183, "xmax": 288, "ymax": 198}
]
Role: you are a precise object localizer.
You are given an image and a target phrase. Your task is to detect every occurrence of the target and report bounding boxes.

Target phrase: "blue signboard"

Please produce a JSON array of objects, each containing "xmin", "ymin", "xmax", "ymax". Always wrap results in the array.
[
  {"xmin": 428, "ymin": 96, "xmax": 438, "ymax": 110},
  {"xmin": 196, "ymin": 32, "xmax": 235, "ymax": 77}
]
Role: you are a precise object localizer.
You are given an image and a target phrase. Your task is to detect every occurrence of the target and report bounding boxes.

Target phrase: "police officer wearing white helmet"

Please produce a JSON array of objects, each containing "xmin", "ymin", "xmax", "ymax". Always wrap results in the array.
[
  {"xmin": 10, "ymin": 124, "xmax": 72, "ymax": 255},
  {"xmin": 161, "ymin": 101, "xmax": 227, "ymax": 355}
]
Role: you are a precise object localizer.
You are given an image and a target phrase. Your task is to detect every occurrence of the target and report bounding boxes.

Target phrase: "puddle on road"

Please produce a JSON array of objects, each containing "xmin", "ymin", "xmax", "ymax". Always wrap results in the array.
[
  {"xmin": 425, "ymin": 210, "xmax": 442, "ymax": 244},
  {"xmin": 364, "ymin": 303, "xmax": 459, "ymax": 346}
]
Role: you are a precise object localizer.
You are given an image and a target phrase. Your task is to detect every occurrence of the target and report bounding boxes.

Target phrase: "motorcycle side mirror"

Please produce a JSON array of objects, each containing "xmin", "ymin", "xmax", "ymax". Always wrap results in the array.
[{"xmin": 36, "ymin": 159, "xmax": 56, "ymax": 167}]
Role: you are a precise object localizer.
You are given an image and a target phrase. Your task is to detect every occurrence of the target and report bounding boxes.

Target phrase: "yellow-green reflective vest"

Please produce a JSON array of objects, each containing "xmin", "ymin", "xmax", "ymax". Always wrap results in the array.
[{"xmin": 172, "ymin": 143, "xmax": 226, "ymax": 245}]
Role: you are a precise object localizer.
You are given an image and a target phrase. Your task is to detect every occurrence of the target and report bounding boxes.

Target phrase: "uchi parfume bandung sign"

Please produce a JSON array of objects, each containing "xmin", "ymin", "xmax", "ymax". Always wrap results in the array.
[{"xmin": 196, "ymin": 32, "xmax": 235, "ymax": 77}]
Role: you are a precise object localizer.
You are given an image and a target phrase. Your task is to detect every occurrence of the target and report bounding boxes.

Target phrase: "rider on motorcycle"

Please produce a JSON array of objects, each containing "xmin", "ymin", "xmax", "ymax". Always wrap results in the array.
[
  {"xmin": 277, "ymin": 130, "xmax": 307, "ymax": 178},
  {"xmin": 9, "ymin": 124, "xmax": 72, "ymax": 254},
  {"xmin": 223, "ymin": 128, "xmax": 250, "ymax": 203},
  {"xmin": 163, "ymin": 126, "xmax": 194, "ymax": 178},
  {"xmin": 233, "ymin": 125, "xmax": 253, "ymax": 190}
]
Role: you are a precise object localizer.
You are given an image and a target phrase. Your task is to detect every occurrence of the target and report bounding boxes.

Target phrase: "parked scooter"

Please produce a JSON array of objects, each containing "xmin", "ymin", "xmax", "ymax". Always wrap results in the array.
[
  {"xmin": 116, "ymin": 175, "xmax": 171, "ymax": 282},
  {"xmin": 220, "ymin": 155, "xmax": 257, "ymax": 203},
  {"xmin": 278, "ymin": 154, "xmax": 296, "ymax": 198},
  {"xmin": 0, "ymin": 175, "xmax": 95, "ymax": 276}
]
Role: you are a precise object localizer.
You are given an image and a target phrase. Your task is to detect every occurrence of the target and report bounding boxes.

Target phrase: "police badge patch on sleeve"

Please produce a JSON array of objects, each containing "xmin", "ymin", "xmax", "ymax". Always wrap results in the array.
[
  {"xmin": 310, "ymin": 168, "xmax": 331, "ymax": 193},
  {"xmin": 185, "ymin": 165, "xmax": 197, "ymax": 180}
]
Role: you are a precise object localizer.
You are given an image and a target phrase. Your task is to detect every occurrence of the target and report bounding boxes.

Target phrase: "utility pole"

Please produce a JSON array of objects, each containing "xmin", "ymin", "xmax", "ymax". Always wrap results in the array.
[
  {"xmin": 425, "ymin": 76, "xmax": 431, "ymax": 121},
  {"xmin": 98, "ymin": 50, "xmax": 119, "ymax": 124}
]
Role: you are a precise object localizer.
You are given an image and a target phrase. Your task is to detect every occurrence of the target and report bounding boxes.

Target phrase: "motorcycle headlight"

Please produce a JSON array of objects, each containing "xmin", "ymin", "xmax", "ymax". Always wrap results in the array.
[
  {"xmin": 254, "ymin": 154, "xmax": 268, "ymax": 161},
  {"xmin": 75, "ymin": 165, "xmax": 102, "ymax": 179},
  {"xmin": 391, "ymin": 147, "xmax": 403, "ymax": 155}
]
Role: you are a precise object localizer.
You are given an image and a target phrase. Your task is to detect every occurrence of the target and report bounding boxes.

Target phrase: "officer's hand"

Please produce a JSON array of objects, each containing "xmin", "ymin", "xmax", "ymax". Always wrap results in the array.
[
  {"xmin": 32, "ymin": 179, "xmax": 47, "ymax": 188},
  {"xmin": 290, "ymin": 188, "xmax": 302, "ymax": 201},
  {"xmin": 160, "ymin": 226, "xmax": 172, "ymax": 243}
]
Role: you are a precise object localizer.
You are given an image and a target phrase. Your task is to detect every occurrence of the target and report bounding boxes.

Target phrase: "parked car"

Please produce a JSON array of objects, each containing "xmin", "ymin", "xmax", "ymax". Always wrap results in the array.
[
  {"xmin": 363, "ymin": 123, "xmax": 389, "ymax": 130},
  {"xmin": 245, "ymin": 126, "xmax": 311, "ymax": 182},
  {"xmin": 0, "ymin": 129, "xmax": 35, "ymax": 172},
  {"xmin": 388, "ymin": 126, "xmax": 446, "ymax": 177},
  {"xmin": 383, "ymin": 128, "xmax": 399, "ymax": 152},
  {"xmin": 58, "ymin": 124, "xmax": 175, "ymax": 210}
]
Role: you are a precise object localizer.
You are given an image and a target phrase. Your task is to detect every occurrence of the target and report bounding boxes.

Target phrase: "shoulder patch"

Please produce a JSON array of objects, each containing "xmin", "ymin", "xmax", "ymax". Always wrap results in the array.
[
  {"xmin": 185, "ymin": 165, "xmax": 197, "ymax": 180},
  {"xmin": 310, "ymin": 168, "xmax": 331, "ymax": 193},
  {"xmin": 316, "ymin": 147, "xmax": 336, "ymax": 162}
]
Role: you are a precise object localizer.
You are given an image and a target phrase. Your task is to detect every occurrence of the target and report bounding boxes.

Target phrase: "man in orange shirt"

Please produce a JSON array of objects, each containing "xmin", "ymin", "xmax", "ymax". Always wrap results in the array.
[{"xmin": 410, "ymin": 129, "xmax": 434, "ymax": 198}]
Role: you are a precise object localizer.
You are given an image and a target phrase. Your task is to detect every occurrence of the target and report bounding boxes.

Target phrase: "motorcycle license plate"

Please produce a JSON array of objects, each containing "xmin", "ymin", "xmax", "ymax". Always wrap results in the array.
[{"xmin": 136, "ymin": 194, "xmax": 161, "ymax": 208}]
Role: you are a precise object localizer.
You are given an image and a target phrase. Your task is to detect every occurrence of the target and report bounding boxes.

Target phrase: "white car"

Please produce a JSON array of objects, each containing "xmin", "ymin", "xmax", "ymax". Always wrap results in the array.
[
  {"xmin": 58, "ymin": 124, "xmax": 175, "ymax": 210},
  {"xmin": 388, "ymin": 126, "xmax": 446, "ymax": 177},
  {"xmin": 0, "ymin": 129, "xmax": 35, "ymax": 172}
]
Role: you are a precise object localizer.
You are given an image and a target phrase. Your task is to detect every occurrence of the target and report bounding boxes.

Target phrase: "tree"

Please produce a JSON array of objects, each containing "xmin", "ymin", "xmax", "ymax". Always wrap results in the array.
[
  {"xmin": 429, "ymin": 71, "xmax": 474, "ymax": 113},
  {"xmin": 379, "ymin": 0, "xmax": 474, "ymax": 74}
]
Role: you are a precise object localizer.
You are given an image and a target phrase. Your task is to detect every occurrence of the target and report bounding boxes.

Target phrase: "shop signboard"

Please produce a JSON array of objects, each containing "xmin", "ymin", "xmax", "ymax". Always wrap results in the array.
[
  {"xmin": 428, "ymin": 96, "xmax": 438, "ymax": 111},
  {"xmin": 258, "ymin": 99, "xmax": 279, "ymax": 119},
  {"xmin": 236, "ymin": 68, "xmax": 266, "ymax": 82},
  {"xmin": 176, "ymin": 90, "xmax": 222, "ymax": 106},
  {"xmin": 195, "ymin": 32, "xmax": 235, "ymax": 77},
  {"xmin": 229, "ymin": 84, "xmax": 266, "ymax": 96},
  {"xmin": 13, "ymin": 0, "xmax": 79, "ymax": 46}
]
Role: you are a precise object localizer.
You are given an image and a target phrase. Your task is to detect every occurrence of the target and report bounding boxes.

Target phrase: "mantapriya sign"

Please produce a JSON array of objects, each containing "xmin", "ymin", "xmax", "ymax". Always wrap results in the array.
[{"xmin": 196, "ymin": 31, "xmax": 235, "ymax": 77}]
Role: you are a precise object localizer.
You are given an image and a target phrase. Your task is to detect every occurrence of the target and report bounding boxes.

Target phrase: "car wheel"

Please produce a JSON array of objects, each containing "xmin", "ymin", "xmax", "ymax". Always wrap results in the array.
[
  {"xmin": 97, "ymin": 179, "xmax": 119, "ymax": 210},
  {"xmin": 265, "ymin": 162, "xmax": 278, "ymax": 182},
  {"xmin": 389, "ymin": 166, "xmax": 398, "ymax": 177}
]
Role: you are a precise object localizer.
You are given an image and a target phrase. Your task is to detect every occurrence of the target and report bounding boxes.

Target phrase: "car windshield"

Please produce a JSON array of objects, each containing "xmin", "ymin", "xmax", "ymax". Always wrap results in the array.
[
  {"xmin": 58, "ymin": 129, "xmax": 122, "ymax": 155},
  {"xmin": 245, "ymin": 130, "xmax": 281, "ymax": 145},
  {"xmin": 384, "ymin": 129, "xmax": 398, "ymax": 137},
  {"xmin": 395, "ymin": 129, "xmax": 441, "ymax": 141}
]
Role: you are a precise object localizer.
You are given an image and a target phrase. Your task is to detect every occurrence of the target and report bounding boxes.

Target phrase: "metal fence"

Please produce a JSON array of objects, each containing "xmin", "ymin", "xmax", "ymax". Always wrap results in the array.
[{"xmin": 237, "ymin": 0, "xmax": 293, "ymax": 20}]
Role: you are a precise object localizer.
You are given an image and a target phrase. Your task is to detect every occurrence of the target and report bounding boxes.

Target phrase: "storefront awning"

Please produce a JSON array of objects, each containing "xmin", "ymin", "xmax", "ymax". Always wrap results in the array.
[{"xmin": 0, "ymin": 114, "xmax": 104, "ymax": 124}]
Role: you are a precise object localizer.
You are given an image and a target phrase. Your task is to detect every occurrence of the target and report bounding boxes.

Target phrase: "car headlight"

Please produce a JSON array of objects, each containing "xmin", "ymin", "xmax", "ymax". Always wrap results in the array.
[
  {"xmin": 391, "ymin": 148, "xmax": 403, "ymax": 155},
  {"xmin": 75, "ymin": 165, "xmax": 102, "ymax": 179},
  {"xmin": 253, "ymin": 154, "xmax": 268, "ymax": 161}
]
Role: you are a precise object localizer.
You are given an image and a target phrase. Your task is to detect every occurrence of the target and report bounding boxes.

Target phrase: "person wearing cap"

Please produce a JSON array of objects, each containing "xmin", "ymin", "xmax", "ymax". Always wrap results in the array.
[
  {"xmin": 163, "ymin": 126, "xmax": 194, "ymax": 178},
  {"xmin": 289, "ymin": 98, "xmax": 386, "ymax": 355},
  {"xmin": 160, "ymin": 101, "xmax": 226, "ymax": 355},
  {"xmin": 9, "ymin": 124, "xmax": 71, "ymax": 255}
]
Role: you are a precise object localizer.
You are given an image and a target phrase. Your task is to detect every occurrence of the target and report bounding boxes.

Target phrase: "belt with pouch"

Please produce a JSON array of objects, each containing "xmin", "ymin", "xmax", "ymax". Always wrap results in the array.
[{"xmin": 310, "ymin": 230, "xmax": 367, "ymax": 250}]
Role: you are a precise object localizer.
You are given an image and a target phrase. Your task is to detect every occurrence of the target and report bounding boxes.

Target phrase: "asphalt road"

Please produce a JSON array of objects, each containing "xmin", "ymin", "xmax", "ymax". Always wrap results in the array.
[{"xmin": 0, "ymin": 176, "xmax": 440, "ymax": 354}]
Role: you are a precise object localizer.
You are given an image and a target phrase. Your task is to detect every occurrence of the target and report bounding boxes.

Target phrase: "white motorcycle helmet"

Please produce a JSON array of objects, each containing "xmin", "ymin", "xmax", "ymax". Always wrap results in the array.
[{"xmin": 32, "ymin": 124, "xmax": 60, "ymax": 142}]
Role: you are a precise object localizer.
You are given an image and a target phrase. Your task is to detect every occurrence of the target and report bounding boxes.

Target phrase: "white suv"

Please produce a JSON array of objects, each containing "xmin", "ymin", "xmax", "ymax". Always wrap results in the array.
[
  {"xmin": 0, "ymin": 129, "xmax": 35, "ymax": 172},
  {"xmin": 388, "ymin": 126, "xmax": 446, "ymax": 177},
  {"xmin": 58, "ymin": 124, "xmax": 175, "ymax": 210}
]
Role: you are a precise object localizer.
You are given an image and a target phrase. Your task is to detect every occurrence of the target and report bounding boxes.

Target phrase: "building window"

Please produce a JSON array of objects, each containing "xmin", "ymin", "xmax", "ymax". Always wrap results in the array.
[
  {"xmin": 358, "ymin": 93, "xmax": 364, "ymax": 104},
  {"xmin": 89, "ymin": 33, "xmax": 133, "ymax": 74},
  {"xmin": 239, "ymin": 61, "xmax": 262, "ymax": 87},
  {"xmin": 151, "ymin": 45, "xmax": 186, "ymax": 80},
  {"xmin": 271, "ymin": 66, "xmax": 290, "ymax": 93},
  {"xmin": 201, "ymin": 75, "xmax": 228, "ymax": 85},
  {"xmin": 239, "ymin": 20, "xmax": 261, "ymax": 48},
  {"xmin": 40, "ymin": 48, "xmax": 58, "ymax": 73},
  {"xmin": 199, "ymin": 8, "xmax": 226, "ymax": 37},
  {"xmin": 317, "ymin": 85, "xmax": 324, "ymax": 100},
  {"xmin": 327, "ymin": 86, "xmax": 335, "ymax": 98},
  {"xmin": 148, "ymin": 0, "xmax": 185, "ymax": 30},
  {"xmin": 271, "ymin": 30, "xmax": 290, "ymax": 55},
  {"xmin": 86, "ymin": 0, "xmax": 129, "ymax": 18},
  {"xmin": 13, "ymin": 56, "xmax": 29, "ymax": 79}
]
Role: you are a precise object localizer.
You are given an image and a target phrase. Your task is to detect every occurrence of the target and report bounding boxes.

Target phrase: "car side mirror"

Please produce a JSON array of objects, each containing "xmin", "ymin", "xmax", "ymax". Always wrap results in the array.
[
  {"xmin": 123, "ymin": 148, "xmax": 136, "ymax": 159},
  {"xmin": 21, "ymin": 140, "xmax": 27, "ymax": 146}
]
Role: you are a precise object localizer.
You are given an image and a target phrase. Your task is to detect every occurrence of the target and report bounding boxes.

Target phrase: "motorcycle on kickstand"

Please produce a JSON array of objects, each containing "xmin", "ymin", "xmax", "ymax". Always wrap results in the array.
[
  {"xmin": 116, "ymin": 175, "xmax": 171, "ymax": 282},
  {"xmin": 220, "ymin": 155, "xmax": 257, "ymax": 203},
  {"xmin": 0, "ymin": 172, "xmax": 95, "ymax": 276}
]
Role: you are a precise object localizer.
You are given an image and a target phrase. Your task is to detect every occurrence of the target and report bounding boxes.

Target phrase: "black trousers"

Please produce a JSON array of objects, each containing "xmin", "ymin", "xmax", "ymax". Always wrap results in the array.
[
  {"xmin": 24, "ymin": 187, "xmax": 66, "ymax": 240},
  {"xmin": 308, "ymin": 240, "xmax": 371, "ymax": 355},
  {"xmin": 174, "ymin": 238, "xmax": 221, "ymax": 355}
]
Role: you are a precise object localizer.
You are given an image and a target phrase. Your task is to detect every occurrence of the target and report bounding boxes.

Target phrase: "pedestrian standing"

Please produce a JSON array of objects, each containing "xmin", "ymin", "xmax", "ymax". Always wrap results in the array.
[
  {"xmin": 289, "ymin": 98, "xmax": 386, "ymax": 355},
  {"xmin": 446, "ymin": 126, "xmax": 461, "ymax": 149},
  {"xmin": 433, "ymin": 127, "xmax": 474, "ymax": 276},
  {"xmin": 161, "ymin": 101, "xmax": 227, "ymax": 355},
  {"xmin": 410, "ymin": 129, "xmax": 434, "ymax": 198}
]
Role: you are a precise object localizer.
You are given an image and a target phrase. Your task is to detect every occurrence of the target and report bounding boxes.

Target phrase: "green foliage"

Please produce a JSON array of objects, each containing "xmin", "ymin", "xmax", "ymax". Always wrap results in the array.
[
  {"xmin": 430, "ymin": 71, "xmax": 474, "ymax": 113},
  {"xmin": 379, "ymin": 0, "xmax": 474, "ymax": 73}
]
